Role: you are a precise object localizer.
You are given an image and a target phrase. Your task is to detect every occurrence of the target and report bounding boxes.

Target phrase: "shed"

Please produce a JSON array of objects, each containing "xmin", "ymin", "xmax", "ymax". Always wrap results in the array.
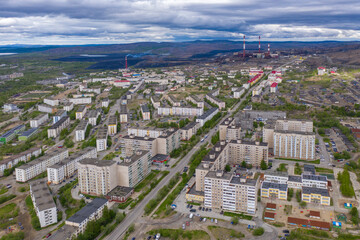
[
  {"xmin": 309, "ymin": 211, "xmax": 320, "ymax": 219},
  {"xmin": 264, "ymin": 212, "xmax": 275, "ymax": 221}
]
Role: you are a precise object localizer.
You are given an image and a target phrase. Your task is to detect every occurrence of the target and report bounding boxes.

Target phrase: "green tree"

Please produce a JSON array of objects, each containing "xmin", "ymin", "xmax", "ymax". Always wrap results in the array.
[
  {"xmin": 300, "ymin": 201, "xmax": 307, "ymax": 208},
  {"xmin": 96, "ymin": 115, "xmax": 101, "ymax": 125},
  {"xmin": 260, "ymin": 160, "xmax": 267, "ymax": 170},
  {"xmin": 241, "ymin": 161, "xmax": 247, "ymax": 168},
  {"xmin": 259, "ymin": 122, "xmax": 264, "ymax": 128},
  {"xmin": 225, "ymin": 164, "xmax": 231, "ymax": 172},
  {"xmin": 253, "ymin": 121, "xmax": 258, "ymax": 129}
]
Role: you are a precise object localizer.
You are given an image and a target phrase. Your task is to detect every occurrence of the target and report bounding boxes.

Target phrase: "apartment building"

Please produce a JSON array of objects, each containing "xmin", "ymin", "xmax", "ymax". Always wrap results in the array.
[
  {"xmin": 151, "ymin": 96, "xmax": 161, "ymax": 109},
  {"xmin": 78, "ymin": 159, "xmax": 117, "ymax": 196},
  {"xmin": 273, "ymin": 130, "xmax": 316, "ymax": 160},
  {"xmin": 0, "ymin": 124, "xmax": 25, "ymax": 144},
  {"xmin": 262, "ymin": 122, "xmax": 275, "ymax": 148},
  {"xmin": 219, "ymin": 117, "xmax": 236, "ymax": 141},
  {"xmin": 69, "ymin": 97, "xmax": 92, "ymax": 105},
  {"xmin": 30, "ymin": 113, "xmax": 48, "ymax": 128},
  {"xmin": 301, "ymin": 174, "xmax": 328, "ymax": 189},
  {"xmin": 75, "ymin": 120, "xmax": 88, "ymax": 142},
  {"xmin": 0, "ymin": 147, "xmax": 42, "ymax": 176},
  {"xmin": 47, "ymin": 116, "xmax": 70, "ymax": 138},
  {"xmin": 204, "ymin": 171, "xmax": 258, "ymax": 214},
  {"xmin": 101, "ymin": 98, "xmax": 109, "ymax": 108},
  {"xmin": 228, "ymin": 140, "xmax": 268, "ymax": 166},
  {"xmin": 38, "ymin": 104, "xmax": 57, "ymax": 114},
  {"xmin": 275, "ymin": 119, "xmax": 313, "ymax": 132},
  {"xmin": 205, "ymin": 93, "xmax": 226, "ymax": 109},
  {"xmin": 233, "ymin": 88, "xmax": 245, "ymax": 99},
  {"xmin": 180, "ymin": 122, "xmax": 200, "ymax": 140},
  {"xmin": 127, "ymin": 127, "xmax": 163, "ymax": 138},
  {"xmin": 16, "ymin": 148, "xmax": 69, "ymax": 182},
  {"xmin": 87, "ymin": 110, "xmax": 100, "ymax": 126},
  {"xmin": 30, "ymin": 179, "xmax": 57, "ymax": 228},
  {"xmin": 120, "ymin": 104, "xmax": 128, "ymax": 123},
  {"xmin": 261, "ymin": 181, "xmax": 288, "ymax": 200},
  {"xmin": 196, "ymin": 107, "xmax": 219, "ymax": 127},
  {"xmin": 141, "ymin": 105, "xmax": 151, "ymax": 120},
  {"xmin": 157, "ymin": 128, "xmax": 181, "ymax": 155},
  {"xmin": 63, "ymin": 102, "xmax": 74, "ymax": 112},
  {"xmin": 226, "ymin": 124, "xmax": 242, "ymax": 141},
  {"xmin": 123, "ymin": 135, "xmax": 157, "ymax": 157},
  {"xmin": 196, "ymin": 141, "xmax": 229, "ymax": 192},
  {"xmin": 96, "ymin": 126, "xmax": 108, "ymax": 152},
  {"xmin": 264, "ymin": 172, "xmax": 328, "ymax": 190},
  {"xmin": 167, "ymin": 95, "xmax": 181, "ymax": 106},
  {"xmin": 187, "ymin": 95, "xmax": 204, "ymax": 108},
  {"xmin": 264, "ymin": 172, "xmax": 289, "ymax": 184},
  {"xmin": 108, "ymin": 115, "xmax": 117, "ymax": 135},
  {"xmin": 158, "ymin": 106, "xmax": 203, "ymax": 117},
  {"xmin": 76, "ymin": 105, "xmax": 87, "ymax": 120},
  {"xmin": 53, "ymin": 110, "xmax": 67, "ymax": 124},
  {"xmin": 47, "ymin": 147, "xmax": 97, "ymax": 184},
  {"xmin": 117, "ymin": 151, "xmax": 152, "ymax": 188},
  {"xmin": 65, "ymin": 198, "xmax": 108, "ymax": 236},
  {"xmin": 302, "ymin": 187, "xmax": 330, "ymax": 205},
  {"xmin": 44, "ymin": 97, "xmax": 59, "ymax": 107}
]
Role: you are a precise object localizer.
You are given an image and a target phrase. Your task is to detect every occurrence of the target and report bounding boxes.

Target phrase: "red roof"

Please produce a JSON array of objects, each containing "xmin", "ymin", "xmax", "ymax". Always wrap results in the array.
[
  {"xmin": 351, "ymin": 128, "xmax": 360, "ymax": 133},
  {"xmin": 266, "ymin": 203, "xmax": 276, "ymax": 209},
  {"xmin": 318, "ymin": 67, "xmax": 325, "ymax": 70},
  {"xmin": 310, "ymin": 220, "xmax": 330, "ymax": 229},
  {"xmin": 115, "ymin": 80, "xmax": 130, "ymax": 83},
  {"xmin": 288, "ymin": 217, "xmax": 308, "ymax": 225},
  {"xmin": 309, "ymin": 211, "xmax": 320, "ymax": 217},
  {"xmin": 264, "ymin": 212, "xmax": 275, "ymax": 219},
  {"xmin": 271, "ymin": 82, "xmax": 278, "ymax": 88}
]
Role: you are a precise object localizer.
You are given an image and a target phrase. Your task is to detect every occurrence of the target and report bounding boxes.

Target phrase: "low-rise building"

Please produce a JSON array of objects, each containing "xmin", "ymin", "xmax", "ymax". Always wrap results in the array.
[
  {"xmin": 65, "ymin": 198, "xmax": 108, "ymax": 236},
  {"xmin": 127, "ymin": 127, "xmax": 163, "ymax": 138},
  {"xmin": 151, "ymin": 96, "xmax": 161, "ymax": 109},
  {"xmin": 47, "ymin": 147, "xmax": 96, "ymax": 184},
  {"xmin": 44, "ymin": 97, "xmax": 59, "ymax": 107},
  {"xmin": 302, "ymin": 187, "xmax": 330, "ymax": 205},
  {"xmin": 18, "ymin": 127, "xmax": 38, "ymax": 141},
  {"xmin": 205, "ymin": 93, "xmax": 226, "ymax": 109},
  {"xmin": 167, "ymin": 95, "xmax": 181, "ymax": 106},
  {"xmin": 75, "ymin": 120, "xmax": 88, "ymax": 142},
  {"xmin": 48, "ymin": 116, "xmax": 70, "ymax": 138},
  {"xmin": 187, "ymin": 95, "xmax": 204, "ymax": 108},
  {"xmin": 261, "ymin": 181, "xmax": 288, "ymax": 200},
  {"xmin": 53, "ymin": 110, "xmax": 67, "ymax": 124},
  {"xmin": 16, "ymin": 148, "xmax": 69, "ymax": 182},
  {"xmin": 96, "ymin": 126, "xmax": 108, "ymax": 152},
  {"xmin": 69, "ymin": 97, "xmax": 92, "ymax": 105},
  {"xmin": 63, "ymin": 102, "xmax": 74, "ymax": 112},
  {"xmin": 0, "ymin": 124, "xmax": 25, "ymax": 144},
  {"xmin": 87, "ymin": 109, "xmax": 100, "ymax": 126},
  {"xmin": 30, "ymin": 113, "xmax": 48, "ymax": 128},
  {"xmin": 233, "ymin": 88, "xmax": 245, "ymax": 99},
  {"xmin": 30, "ymin": 179, "xmax": 57, "ymax": 228},
  {"xmin": 38, "ymin": 104, "xmax": 57, "ymax": 114},
  {"xmin": 76, "ymin": 105, "xmax": 87, "ymax": 120},
  {"xmin": 158, "ymin": 106, "xmax": 203, "ymax": 117}
]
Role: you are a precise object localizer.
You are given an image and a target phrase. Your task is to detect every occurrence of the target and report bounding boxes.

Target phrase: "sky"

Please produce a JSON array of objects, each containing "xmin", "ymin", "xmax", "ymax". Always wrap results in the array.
[{"xmin": 1, "ymin": 0, "xmax": 360, "ymax": 45}]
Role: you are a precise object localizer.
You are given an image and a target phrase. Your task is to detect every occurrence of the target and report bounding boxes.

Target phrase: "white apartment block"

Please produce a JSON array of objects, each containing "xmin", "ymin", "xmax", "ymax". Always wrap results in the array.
[
  {"xmin": 87, "ymin": 110, "xmax": 100, "ymax": 126},
  {"xmin": 47, "ymin": 116, "xmax": 70, "ymax": 138},
  {"xmin": 76, "ymin": 105, "xmax": 87, "ymax": 120},
  {"xmin": 228, "ymin": 140, "xmax": 268, "ymax": 167},
  {"xmin": 151, "ymin": 96, "xmax": 161, "ymax": 109},
  {"xmin": 101, "ymin": 98, "xmax": 109, "ymax": 108},
  {"xmin": 30, "ymin": 113, "xmax": 49, "ymax": 128},
  {"xmin": 264, "ymin": 173, "xmax": 289, "ymax": 184},
  {"xmin": 204, "ymin": 171, "xmax": 258, "ymax": 214},
  {"xmin": 167, "ymin": 95, "xmax": 181, "ymax": 106},
  {"xmin": 120, "ymin": 105, "xmax": 128, "ymax": 123},
  {"xmin": 117, "ymin": 151, "xmax": 152, "ymax": 188},
  {"xmin": 275, "ymin": 119, "xmax": 313, "ymax": 132},
  {"xmin": 301, "ymin": 174, "xmax": 328, "ymax": 189},
  {"xmin": 69, "ymin": 97, "xmax": 92, "ymax": 105},
  {"xmin": 65, "ymin": 198, "xmax": 108, "ymax": 236},
  {"xmin": 141, "ymin": 105, "xmax": 151, "ymax": 120},
  {"xmin": 187, "ymin": 95, "xmax": 204, "ymax": 108},
  {"xmin": 63, "ymin": 102, "xmax": 74, "ymax": 112},
  {"xmin": 264, "ymin": 172, "xmax": 328, "ymax": 189},
  {"xmin": 273, "ymin": 130, "xmax": 316, "ymax": 160},
  {"xmin": 96, "ymin": 127, "xmax": 108, "ymax": 152},
  {"xmin": 108, "ymin": 115, "xmax": 117, "ymax": 136},
  {"xmin": 16, "ymin": 148, "xmax": 69, "ymax": 182},
  {"xmin": 205, "ymin": 93, "xmax": 226, "ymax": 109},
  {"xmin": 158, "ymin": 106, "xmax": 203, "ymax": 117},
  {"xmin": 44, "ymin": 98, "xmax": 59, "ymax": 107},
  {"xmin": 30, "ymin": 180, "xmax": 57, "ymax": 228},
  {"xmin": 196, "ymin": 107, "xmax": 219, "ymax": 127},
  {"xmin": 47, "ymin": 147, "xmax": 97, "ymax": 184},
  {"xmin": 38, "ymin": 104, "xmax": 56, "ymax": 114},
  {"xmin": 233, "ymin": 88, "xmax": 245, "ymax": 99},
  {"xmin": 75, "ymin": 120, "xmax": 88, "ymax": 142},
  {"xmin": 127, "ymin": 127, "xmax": 163, "ymax": 138}
]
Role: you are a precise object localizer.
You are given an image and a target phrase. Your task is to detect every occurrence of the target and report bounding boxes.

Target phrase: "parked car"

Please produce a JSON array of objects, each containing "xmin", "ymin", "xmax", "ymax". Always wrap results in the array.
[
  {"xmin": 182, "ymin": 224, "xmax": 185, "ymax": 230},
  {"xmin": 283, "ymin": 230, "xmax": 289, "ymax": 233},
  {"xmin": 190, "ymin": 209, "xmax": 196, "ymax": 212}
]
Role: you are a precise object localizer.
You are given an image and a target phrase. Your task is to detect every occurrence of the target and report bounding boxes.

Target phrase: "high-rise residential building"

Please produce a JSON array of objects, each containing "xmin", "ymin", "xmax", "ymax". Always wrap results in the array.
[
  {"xmin": 196, "ymin": 107, "xmax": 219, "ymax": 127},
  {"xmin": 156, "ymin": 128, "xmax": 181, "ymax": 156},
  {"xmin": 180, "ymin": 122, "xmax": 200, "ymax": 140},
  {"xmin": 47, "ymin": 116, "xmax": 70, "ymax": 138},
  {"xmin": 123, "ymin": 135, "xmax": 157, "ymax": 157},
  {"xmin": 273, "ymin": 130, "xmax": 316, "ymax": 160},
  {"xmin": 226, "ymin": 124, "xmax": 242, "ymax": 141},
  {"xmin": 275, "ymin": 119, "xmax": 313, "ymax": 132},
  {"xmin": 96, "ymin": 126, "xmax": 108, "ymax": 152},
  {"xmin": 30, "ymin": 179, "xmax": 58, "ymax": 227},
  {"xmin": 87, "ymin": 110, "xmax": 100, "ymax": 126},
  {"xmin": 116, "ymin": 151, "xmax": 151, "ymax": 188},
  {"xmin": 228, "ymin": 140, "xmax": 268, "ymax": 166},
  {"xmin": 120, "ymin": 104, "xmax": 128, "ymax": 123},
  {"xmin": 219, "ymin": 117, "xmax": 235, "ymax": 141},
  {"xmin": 78, "ymin": 159, "xmax": 117, "ymax": 196},
  {"xmin": 75, "ymin": 120, "xmax": 88, "ymax": 142},
  {"xmin": 127, "ymin": 127, "xmax": 163, "ymax": 138},
  {"xmin": 76, "ymin": 105, "xmax": 87, "ymax": 120},
  {"xmin": 108, "ymin": 115, "xmax": 117, "ymax": 135},
  {"xmin": 204, "ymin": 171, "xmax": 258, "ymax": 214}
]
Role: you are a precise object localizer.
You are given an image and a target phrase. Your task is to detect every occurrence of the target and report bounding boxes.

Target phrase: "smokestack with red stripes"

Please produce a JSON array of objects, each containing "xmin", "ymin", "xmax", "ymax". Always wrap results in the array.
[
  {"xmin": 258, "ymin": 36, "xmax": 261, "ymax": 53},
  {"xmin": 243, "ymin": 35, "xmax": 246, "ymax": 58},
  {"xmin": 268, "ymin": 43, "xmax": 270, "ymax": 55},
  {"xmin": 125, "ymin": 56, "xmax": 128, "ymax": 69}
]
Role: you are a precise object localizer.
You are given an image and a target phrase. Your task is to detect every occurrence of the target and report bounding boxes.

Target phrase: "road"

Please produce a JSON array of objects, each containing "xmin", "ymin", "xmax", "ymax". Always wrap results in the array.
[{"xmin": 105, "ymin": 76, "xmax": 266, "ymax": 240}]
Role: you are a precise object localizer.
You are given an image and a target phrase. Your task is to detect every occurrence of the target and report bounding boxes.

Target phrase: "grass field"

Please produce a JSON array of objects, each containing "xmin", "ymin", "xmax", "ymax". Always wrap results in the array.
[
  {"xmin": 148, "ymin": 228, "xmax": 210, "ymax": 240},
  {"xmin": 0, "ymin": 203, "xmax": 19, "ymax": 230},
  {"xmin": 207, "ymin": 225, "xmax": 244, "ymax": 239},
  {"xmin": 20, "ymin": 93, "xmax": 47, "ymax": 99}
]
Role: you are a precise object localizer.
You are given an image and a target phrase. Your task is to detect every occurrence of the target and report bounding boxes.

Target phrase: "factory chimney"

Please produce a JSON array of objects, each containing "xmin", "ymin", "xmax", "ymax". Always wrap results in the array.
[
  {"xmin": 258, "ymin": 36, "xmax": 261, "ymax": 53},
  {"xmin": 268, "ymin": 43, "xmax": 270, "ymax": 55},
  {"xmin": 125, "ymin": 56, "xmax": 128, "ymax": 69},
  {"xmin": 243, "ymin": 35, "xmax": 246, "ymax": 58}
]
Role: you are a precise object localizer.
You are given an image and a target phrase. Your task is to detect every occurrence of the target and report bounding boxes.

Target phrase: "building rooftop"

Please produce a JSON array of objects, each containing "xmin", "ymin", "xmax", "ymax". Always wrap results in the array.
[
  {"xmin": 75, "ymin": 120, "xmax": 88, "ymax": 131},
  {"xmin": 106, "ymin": 186, "xmax": 133, "ymax": 197},
  {"xmin": 302, "ymin": 186, "xmax": 329, "ymax": 197},
  {"xmin": 197, "ymin": 107, "xmax": 218, "ymax": 120},
  {"xmin": 123, "ymin": 135, "xmax": 156, "ymax": 142},
  {"xmin": 288, "ymin": 175, "xmax": 302, "ymax": 183},
  {"xmin": 97, "ymin": 126, "xmax": 108, "ymax": 139},
  {"xmin": 50, "ymin": 225, "xmax": 77, "ymax": 240},
  {"xmin": 108, "ymin": 115, "xmax": 117, "ymax": 125},
  {"xmin": 302, "ymin": 174, "xmax": 327, "ymax": 182},
  {"xmin": 230, "ymin": 176, "xmax": 257, "ymax": 186},
  {"xmin": 33, "ymin": 113, "xmax": 48, "ymax": 120},
  {"xmin": 261, "ymin": 181, "xmax": 288, "ymax": 191},
  {"xmin": 119, "ymin": 151, "xmax": 149, "ymax": 166},
  {"xmin": 141, "ymin": 104, "xmax": 150, "ymax": 113},
  {"xmin": 229, "ymin": 139, "xmax": 268, "ymax": 147},
  {"xmin": 274, "ymin": 129, "xmax": 315, "ymax": 136},
  {"xmin": 49, "ymin": 116, "xmax": 69, "ymax": 130},
  {"xmin": 2, "ymin": 147, "xmax": 41, "ymax": 165},
  {"xmin": 19, "ymin": 128, "xmax": 38, "ymax": 137},
  {"xmin": 54, "ymin": 109, "xmax": 66, "ymax": 117},
  {"xmin": 1, "ymin": 124, "xmax": 25, "ymax": 138},
  {"xmin": 87, "ymin": 109, "xmax": 99, "ymax": 118},
  {"xmin": 76, "ymin": 105, "xmax": 86, "ymax": 112},
  {"xmin": 187, "ymin": 183, "xmax": 204, "ymax": 196},
  {"xmin": 48, "ymin": 147, "xmax": 96, "ymax": 169},
  {"xmin": 304, "ymin": 164, "xmax": 316, "ymax": 174},
  {"xmin": 79, "ymin": 158, "xmax": 115, "ymax": 167},
  {"xmin": 151, "ymin": 154, "xmax": 169, "ymax": 162},
  {"xmin": 30, "ymin": 179, "xmax": 56, "ymax": 211},
  {"xmin": 120, "ymin": 104, "xmax": 127, "ymax": 114},
  {"xmin": 158, "ymin": 128, "xmax": 179, "ymax": 138},
  {"xmin": 66, "ymin": 198, "xmax": 108, "ymax": 224},
  {"xmin": 205, "ymin": 170, "xmax": 232, "ymax": 180},
  {"xmin": 220, "ymin": 117, "xmax": 235, "ymax": 126},
  {"xmin": 181, "ymin": 121, "xmax": 199, "ymax": 130},
  {"xmin": 202, "ymin": 141, "xmax": 228, "ymax": 163}
]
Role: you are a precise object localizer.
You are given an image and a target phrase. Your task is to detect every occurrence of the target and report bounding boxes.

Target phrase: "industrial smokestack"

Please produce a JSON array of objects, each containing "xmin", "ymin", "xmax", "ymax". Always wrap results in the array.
[
  {"xmin": 259, "ymin": 36, "xmax": 261, "ymax": 53},
  {"xmin": 243, "ymin": 35, "xmax": 246, "ymax": 58},
  {"xmin": 268, "ymin": 43, "xmax": 270, "ymax": 55},
  {"xmin": 125, "ymin": 56, "xmax": 128, "ymax": 69}
]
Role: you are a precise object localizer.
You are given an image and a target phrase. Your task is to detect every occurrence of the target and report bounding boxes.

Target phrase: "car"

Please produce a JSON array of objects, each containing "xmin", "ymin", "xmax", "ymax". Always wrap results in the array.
[
  {"xmin": 58, "ymin": 145, "xmax": 63, "ymax": 148},
  {"xmin": 165, "ymin": 164, "xmax": 170, "ymax": 167},
  {"xmin": 131, "ymin": 238, "xmax": 136, "ymax": 240},
  {"xmin": 205, "ymin": 135, "xmax": 208, "ymax": 139},
  {"xmin": 186, "ymin": 221, "xmax": 190, "ymax": 226},
  {"xmin": 147, "ymin": 236, "xmax": 152, "ymax": 240},
  {"xmin": 220, "ymin": 211, "xmax": 224, "ymax": 215},
  {"xmin": 215, "ymin": 219, "xmax": 218, "ymax": 224},
  {"xmin": 183, "ymin": 167, "xmax": 188, "ymax": 172},
  {"xmin": 202, "ymin": 207, "xmax": 205, "ymax": 211},
  {"xmin": 46, "ymin": 233, "xmax": 52, "ymax": 238},
  {"xmin": 156, "ymin": 233, "xmax": 161, "ymax": 239},
  {"xmin": 209, "ymin": 208, "xmax": 212, "ymax": 212},
  {"xmin": 198, "ymin": 206, "xmax": 202, "ymax": 210},
  {"xmin": 211, "ymin": 219, "xmax": 213, "ymax": 222},
  {"xmin": 205, "ymin": 208, "xmax": 208, "ymax": 211},
  {"xmin": 6, "ymin": 184, "xmax": 12, "ymax": 189},
  {"xmin": 203, "ymin": 218, "xmax": 207, "ymax": 222},
  {"xmin": 199, "ymin": 217, "xmax": 203, "ymax": 221},
  {"xmin": 190, "ymin": 209, "xmax": 196, "ymax": 212},
  {"xmin": 283, "ymin": 230, "xmax": 289, "ymax": 233},
  {"xmin": 18, "ymin": 222, "xmax": 22, "ymax": 226},
  {"xmin": 182, "ymin": 224, "xmax": 185, "ymax": 230},
  {"xmin": 285, "ymin": 234, "xmax": 290, "ymax": 237},
  {"xmin": 186, "ymin": 204, "xmax": 190, "ymax": 208},
  {"xmin": 190, "ymin": 205, "xmax": 193, "ymax": 209},
  {"xmin": 201, "ymin": 138, "xmax": 204, "ymax": 142}
]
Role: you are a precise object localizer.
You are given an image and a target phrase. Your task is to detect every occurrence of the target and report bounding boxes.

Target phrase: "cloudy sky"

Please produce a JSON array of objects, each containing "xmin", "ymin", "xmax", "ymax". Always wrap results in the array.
[{"xmin": 1, "ymin": 0, "xmax": 360, "ymax": 45}]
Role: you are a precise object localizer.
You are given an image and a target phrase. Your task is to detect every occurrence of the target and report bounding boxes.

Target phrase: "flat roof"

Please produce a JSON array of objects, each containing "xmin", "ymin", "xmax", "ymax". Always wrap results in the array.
[
  {"xmin": 17, "ymin": 148, "xmax": 68, "ymax": 170},
  {"xmin": 264, "ymin": 212, "xmax": 275, "ymax": 219},
  {"xmin": 141, "ymin": 104, "xmax": 150, "ymax": 113},
  {"xmin": 274, "ymin": 129, "xmax": 315, "ymax": 136},
  {"xmin": 97, "ymin": 126, "xmax": 108, "ymax": 139},
  {"xmin": 19, "ymin": 128, "xmax": 38, "ymax": 137},
  {"xmin": 202, "ymin": 141, "xmax": 228, "ymax": 163},
  {"xmin": 120, "ymin": 104, "xmax": 127, "ymax": 114},
  {"xmin": 66, "ymin": 198, "xmax": 108, "ymax": 224},
  {"xmin": 87, "ymin": 109, "xmax": 99, "ymax": 118},
  {"xmin": 220, "ymin": 117, "xmax": 235, "ymax": 126},
  {"xmin": 106, "ymin": 186, "xmax": 133, "ymax": 197},
  {"xmin": 123, "ymin": 135, "xmax": 156, "ymax": 141},
  {"xmin": 302, "ymin": 186, "xmax": 329, "ymax": 197},
  {"xmin": 266, "ymin": 203, "xmax": 276, "ymax": 209},
  {"xmin": 302, "ymin": 174, "xmax": 327, "ymax": 182},
  {"xmin": 197, "ymin": 107, "xmax": 218, "ymax": 120},
  {"xmin": 230, "ymin": 176, "xmax": 257, "ymax": 186},
  {"xmin": 108, "ymin": 115, "xmax": 117, "ymax": 125},
  {"xmin": 76, "ymin": 105, "xmax": 86, "ymax": 112},
  {"xmin": 229, "ymin": 139, "xmax": 268, "ymax": 147},
  {"xmin": 181, "ymin": 121, "xmax": 199, "ymax": 130},
  {"xmin": 288, "ymin": 175, "xmax": 302, "ymax": 183},
  {"xmin": 30, "ymin": 179, "xmax": 56, "ymax": 211},
  {"xmin": 33, "ymin": 113, "xmax": 48, "ymax": 120},
  {"xmin": 50, "ymin": 225, "xmax": 77, "ymax": 240},
  {"xmin": 79, "ymin": 158, "xmax": 115, "ymax": 167},
  {"xmin": 49, "ymin": 116, "xmax": 69, "ymax": 129},
  {"xmin": 119, "ymin": 151, "xmax": 149, "ymax": 166},
  {"xmin": 261, "ymin": 181, "xmax": 288, "ymax": 191},
  {"xmin": 48, "ymin": 147, "xmax": 95, "ymax": 169},
  {"xmin": 1, "ymin": 147, "xmax": 41, "ymax": 164},
  {"xmin": 205, "ymin": 171, "xmax": 232, "ymax": 180},
  {"xmin": 151, "ymin": 154, "xmax": 169, "ymax": 162},
  {"xmin": 75, "ymin": 120, "xmax": 88, "ymax": 131},
  {"xmin": 187, "ymin": 183, "xmax": 204, "ymax": 196}
]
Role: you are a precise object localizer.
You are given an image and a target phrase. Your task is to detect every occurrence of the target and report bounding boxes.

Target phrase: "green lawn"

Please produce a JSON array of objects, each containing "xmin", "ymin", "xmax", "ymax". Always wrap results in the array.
[
  {"xmin": 148, "ymin": 229, "xmax": 210, "ymax": 240},
  {"xmin": 276, "ymin": 158, "xmax": 320, "ymax": 164},
  {"xmin": 0, "ymin": 186, "xmax": 8, "ymax": 195},
  {"xmin": 223, "ymin": 211, "xmax": 252, "ymax": 220},
  {"xmin": 315, "ymin": 167, "xmax": 334, "ymax": 174},
  {"xmin": 134, "ymin": 170, "xmax": 160, "ymax": 192},
  {"xmin": 0, "ymin": 203, "xmax": 19, "ymax": 230}
]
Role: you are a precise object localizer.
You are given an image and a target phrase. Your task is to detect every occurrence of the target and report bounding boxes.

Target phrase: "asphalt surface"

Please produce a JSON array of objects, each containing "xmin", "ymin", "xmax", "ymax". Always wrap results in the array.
[{"xmin": 105, "ymin": 79, "xmax": 262, "ymax": 240}]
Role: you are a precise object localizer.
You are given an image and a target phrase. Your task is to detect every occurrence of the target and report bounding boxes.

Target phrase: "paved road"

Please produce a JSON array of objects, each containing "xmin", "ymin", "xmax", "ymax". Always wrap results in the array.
[{"xmin": 105, "ymin": 77, "xmax": 265, "ymax": 239}]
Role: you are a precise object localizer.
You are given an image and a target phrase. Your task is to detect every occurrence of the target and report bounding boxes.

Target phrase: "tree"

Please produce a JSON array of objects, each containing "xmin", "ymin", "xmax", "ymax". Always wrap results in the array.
[
  {"xmin": 231, "ymin": 217, "xmax": 239, "ymax": 225},
  {"xmin": 225, "ymin": 164, "xmax": 231, "ymax": 172},
  {"xmin": 259, "ymin": 122, "xmax": 264, "ymax": 128},
  {"xmin": 96, "ymin": 115, "xmax": 101, "ymax": 125},
  {"xmin": 260, "ymin": 160, "xmax": 267, "ymax": 170},
  {"xmin": 253, "ymin": 227, "xmax": 264, "ymax": 236},
  {"xmin": 253, "ymin": 121, "xmax": 258, "ymax": 129},
  {"xmin": 299, "ymin": 201, "xmax": 307, "ymax": 208},
  {"xmin": 85, "ymin": 125, "xmax": 92, "ymax": 138},
  {"xmin": 350, "ymin": 207, "xmax": 359, "ymax": 225},
  {"xmin": 241, "ymin": 161, "xmax": 247, "ymax": 168}
]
